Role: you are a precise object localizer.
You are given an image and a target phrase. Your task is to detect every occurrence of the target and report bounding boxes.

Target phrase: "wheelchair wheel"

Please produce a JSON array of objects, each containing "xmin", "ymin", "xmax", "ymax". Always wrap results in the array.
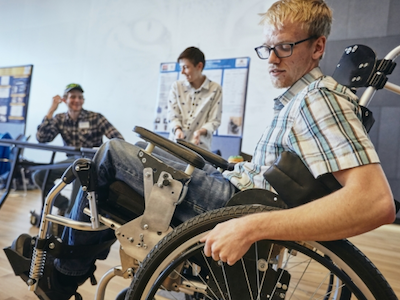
[{"xmin": 125, "ymin": 205, "xmax": 397, "ymax": 300}]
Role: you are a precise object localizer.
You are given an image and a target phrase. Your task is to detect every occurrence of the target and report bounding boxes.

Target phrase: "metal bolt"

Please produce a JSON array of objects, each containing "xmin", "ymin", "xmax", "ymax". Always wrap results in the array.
[
  {"xmin": 143, "ymin": 224, "xmax": 149, "ymax": 230},
  {"xmin": 75, "ymin": 166, "xmax": 80, "ymax": 171},
  {"xmin": 129, "ymin": 237, "xmax": 134, "ymax": 243},
  {"xmin": 143, "ymin": 244, "xmax": 148, "ymax": 249},
  {"xmin": 139, "ymin": 151, "xmax": 143, "ymax": 157},
  {"xmin": 116, "ymin": 231, "xmax": 121, "ymax": 236},
  {"xmin": 142, "ymin": 158, "xmax": 146, "ymax": 163},
  {"xmin": 82, "ymin": 186, "xmax": 87, "ymax": 191},
  {"xmin": 279, "ymin": 293, "xmax": 285, "ymax": 298},
  {"xmin": 257, "ymin": 259, "xmax": 268, "ymax": 271},
  {"xmin": 49, "ymin": 243, "xmax": 55, "ymax": 249},
  {"xmin": 276, "ymin": 282, "xmax": 282, "ymax": 289},
  {"xmin": 282, "ymin": 284, "xmax": 288, "ymax": 290},
  {"xmin": 145, "ymin": 172, "xmax": 151, "ymax": 178},
  {"xmin": 273, "ymin": 197, "xmax": 277, "ymax": 202}
]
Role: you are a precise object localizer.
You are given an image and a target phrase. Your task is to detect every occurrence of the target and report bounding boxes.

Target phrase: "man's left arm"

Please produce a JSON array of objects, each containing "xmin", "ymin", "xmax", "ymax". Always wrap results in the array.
[
  {"xmin": 201, "ymin": 163, "xmax": 396, "ymax": 265},
  {"xmin": 98, "ymin": 114, "xmax": 124, "ymax": 140}
]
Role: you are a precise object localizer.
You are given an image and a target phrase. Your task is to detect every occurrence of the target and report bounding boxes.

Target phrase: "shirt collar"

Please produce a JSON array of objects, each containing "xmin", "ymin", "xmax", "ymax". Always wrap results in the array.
[
  {"xmin": 274, "ymin": 67, "xmax": 324, "ymax": 111},
  {"xmin": 65, "ymin": 109, "xmax": 88, "ymax": 121},
  {"xmin": 184, "ymin": 76, "xmax": 211, "ymax": 92}
]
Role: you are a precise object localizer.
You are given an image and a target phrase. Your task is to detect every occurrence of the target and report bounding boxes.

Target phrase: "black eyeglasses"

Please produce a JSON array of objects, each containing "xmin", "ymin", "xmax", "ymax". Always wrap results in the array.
[{"xmin": 255, "ymin": 36, "xmax": 317, "ymax": 59}]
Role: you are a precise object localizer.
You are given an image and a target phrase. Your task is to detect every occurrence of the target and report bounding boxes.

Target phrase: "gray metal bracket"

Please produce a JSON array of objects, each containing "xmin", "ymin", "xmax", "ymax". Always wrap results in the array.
[{"xmin": 116, "ymin": 170, "xmax": 183, "ymax": 261}]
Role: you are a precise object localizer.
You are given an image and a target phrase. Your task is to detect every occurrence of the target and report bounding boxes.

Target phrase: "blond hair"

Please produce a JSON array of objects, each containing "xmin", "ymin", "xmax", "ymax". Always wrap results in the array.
[{"xmin": 260, "ymin": 0, "xmax": 332, "ymax": 38}]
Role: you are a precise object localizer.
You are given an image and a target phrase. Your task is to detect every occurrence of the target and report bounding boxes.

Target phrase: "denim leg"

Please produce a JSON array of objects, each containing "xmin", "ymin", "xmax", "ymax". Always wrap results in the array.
[
  {"xmin": 56, "ymin": 139, "xmax": 236, "ymax": 275},
  {"xmin": 55, "ymin": 189, "xmax": 116, "ymax": 276}
]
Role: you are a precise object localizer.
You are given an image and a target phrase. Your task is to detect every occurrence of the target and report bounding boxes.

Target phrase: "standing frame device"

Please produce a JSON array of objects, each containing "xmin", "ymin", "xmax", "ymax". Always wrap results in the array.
[{"xmin": 3, "ymin": 44, "xmax": 400, "ymax": 300}]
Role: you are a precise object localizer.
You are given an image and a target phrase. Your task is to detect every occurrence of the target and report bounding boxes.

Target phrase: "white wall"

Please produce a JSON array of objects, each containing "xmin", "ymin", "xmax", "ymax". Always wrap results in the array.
[{"xmin": 0, "ymin": 0, "xmax": 282, "ymax": 162}]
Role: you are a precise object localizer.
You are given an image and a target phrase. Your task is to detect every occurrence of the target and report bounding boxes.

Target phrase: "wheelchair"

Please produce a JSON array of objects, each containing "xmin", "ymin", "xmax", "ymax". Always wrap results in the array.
[{"xmin": 4, "ymin": 43, "xmax": 400, "ymax": 300}]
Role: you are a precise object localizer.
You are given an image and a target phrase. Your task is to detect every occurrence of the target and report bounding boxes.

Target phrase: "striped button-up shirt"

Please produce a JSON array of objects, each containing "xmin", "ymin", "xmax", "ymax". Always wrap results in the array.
[
  {"xmin": 36, "ymin": 109, "xmax": 124, "ymax": 148},
  {"xmin": 223, "ymin": 67, "xmax": 379, "ymax": 191}
]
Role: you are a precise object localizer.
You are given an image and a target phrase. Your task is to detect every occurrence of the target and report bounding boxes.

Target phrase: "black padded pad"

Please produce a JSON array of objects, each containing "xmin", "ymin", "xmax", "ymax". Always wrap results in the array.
[
  {"xmin": 133, "ymin": 126, "xmax": 205, "ymax": 169},
  {"xmin": 332, "ymin": 44, "xmax": 376, "ymax": 88},
  {"xmin": 263, "ymin": 151, "xmax": 342, "ymax": 208}
]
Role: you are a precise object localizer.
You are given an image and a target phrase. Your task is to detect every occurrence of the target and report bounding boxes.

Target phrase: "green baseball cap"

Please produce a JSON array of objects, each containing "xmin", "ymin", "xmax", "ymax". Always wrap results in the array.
[{"xmin": 64, "ymin": 83, "xmax": 84, "ymax": 93}]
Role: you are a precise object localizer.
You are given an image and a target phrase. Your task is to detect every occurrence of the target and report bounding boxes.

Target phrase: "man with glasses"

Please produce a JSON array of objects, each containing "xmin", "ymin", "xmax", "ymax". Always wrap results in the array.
[
  {"xmin": 10, "ymin": 0, "xmax": 395, "ymax": 298},
  {"xmin": 202, "ymin": 0, "xmax": 395, "ymax": 265},
  {"xmin": 33, "ymin": 83, "xmax": 124, "ymax": 216}
]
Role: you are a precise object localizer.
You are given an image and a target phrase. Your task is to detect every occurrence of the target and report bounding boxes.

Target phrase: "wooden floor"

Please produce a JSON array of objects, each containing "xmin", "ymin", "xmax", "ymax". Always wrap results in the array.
[
  {"xmin": 0, "ymin": 189, "xmax": 127, "ymax": 300},
  {"xmin": 0, "ymin": 189, "xmax": 399, "ymax": 299}
]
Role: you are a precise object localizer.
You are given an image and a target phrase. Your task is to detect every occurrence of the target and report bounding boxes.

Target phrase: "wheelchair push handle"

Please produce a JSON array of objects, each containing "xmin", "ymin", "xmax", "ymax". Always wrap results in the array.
[{"xmin": 133, "ymin": 126, "xmax": 205, "ymax": 169}]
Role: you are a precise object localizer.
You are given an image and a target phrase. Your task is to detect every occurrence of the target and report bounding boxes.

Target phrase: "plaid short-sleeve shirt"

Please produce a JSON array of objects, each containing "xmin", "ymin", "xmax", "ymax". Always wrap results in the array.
[{"xmin": 223, "ymin": 67, "xmax": 379, "ymax": 191}]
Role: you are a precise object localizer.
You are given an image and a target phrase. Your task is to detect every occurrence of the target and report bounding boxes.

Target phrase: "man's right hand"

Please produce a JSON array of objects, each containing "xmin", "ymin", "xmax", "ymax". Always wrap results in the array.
[
  {"xmin": 46, "ymin": 95, "xmax": 63, "ymax": 119},
  {"xmin": 174, "ymin": 128, "xmax": 185, "ymax": 140}
]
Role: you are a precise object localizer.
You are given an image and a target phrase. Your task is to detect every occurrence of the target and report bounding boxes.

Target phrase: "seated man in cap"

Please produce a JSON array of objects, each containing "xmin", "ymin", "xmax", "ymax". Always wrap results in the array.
[{"xmin": 33, "ymin": 83, "xmax": 124, "ymax": 215}]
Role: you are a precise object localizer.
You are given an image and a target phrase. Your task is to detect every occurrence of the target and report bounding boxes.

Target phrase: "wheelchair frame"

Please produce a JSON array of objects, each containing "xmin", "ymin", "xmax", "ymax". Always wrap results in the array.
[{"xmin": 5, "ymin": 43, "xmax": 400, "ymax": 300}]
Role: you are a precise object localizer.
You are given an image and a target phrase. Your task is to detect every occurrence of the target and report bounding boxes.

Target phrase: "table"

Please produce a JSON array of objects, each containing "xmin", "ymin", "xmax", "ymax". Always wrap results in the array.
[{"xmin": 0, "ymin": 139, "xmax": 97, "ymax": 209}]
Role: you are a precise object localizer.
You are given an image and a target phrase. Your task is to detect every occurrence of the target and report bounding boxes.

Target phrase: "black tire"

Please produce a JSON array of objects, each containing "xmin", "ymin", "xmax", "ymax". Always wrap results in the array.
[{"xmin": 125, "ymin": 205, "xmax": 397, "ymax": 300}]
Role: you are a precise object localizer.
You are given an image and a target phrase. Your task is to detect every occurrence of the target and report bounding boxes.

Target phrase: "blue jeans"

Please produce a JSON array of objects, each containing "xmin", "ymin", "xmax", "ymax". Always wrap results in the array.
[{"xmin": 55, "ymin": 139, "xmax": 236, "ymax": 276}]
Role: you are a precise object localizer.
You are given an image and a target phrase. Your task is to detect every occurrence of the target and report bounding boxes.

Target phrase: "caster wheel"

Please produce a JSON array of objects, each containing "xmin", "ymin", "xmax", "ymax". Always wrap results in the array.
[{"xmin": 29, "ymin": 210, "xmax": 40, "ymax": 226}]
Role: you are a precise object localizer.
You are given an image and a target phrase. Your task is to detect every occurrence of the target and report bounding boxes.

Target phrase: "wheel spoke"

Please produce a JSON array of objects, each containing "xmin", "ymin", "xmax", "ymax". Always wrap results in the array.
[
  {"xmin": 200, "ymin": 251, "xmax": 227, "ymax": 300},
  {"xmin": 240, "ymin": 258, "xmax": 255, "ymax": 300}
]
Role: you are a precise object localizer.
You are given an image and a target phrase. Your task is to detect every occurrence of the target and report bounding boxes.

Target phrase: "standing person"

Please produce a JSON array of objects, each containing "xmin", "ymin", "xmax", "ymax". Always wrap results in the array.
[
  {"xmin": 33, "ymin": 83, "xmax": 124, "ymax": 213},
  {"xmin": 9, "ymin": 1, "xmax": 396, "ymax": 299},
  {"xmin": 168, "ymin": 47, "xmax": 223, "ymax": 151}
]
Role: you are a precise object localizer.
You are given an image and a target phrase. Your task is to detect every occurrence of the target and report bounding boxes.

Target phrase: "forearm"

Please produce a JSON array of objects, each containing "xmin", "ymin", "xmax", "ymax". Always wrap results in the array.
[
  {"xmin": 239, "ymin": 165, "xmax": 395, "ymax": 242},
  {"xmin": 101, "ymin": 119, "xmax": 124, "ymax": 140},
  {"xmin": 45, "ymin": 109, "xmax": 56, "ymax": 120},
  {"xmin": 46, "ymin": 95, "xmax": 62, "ymax": 119}
]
